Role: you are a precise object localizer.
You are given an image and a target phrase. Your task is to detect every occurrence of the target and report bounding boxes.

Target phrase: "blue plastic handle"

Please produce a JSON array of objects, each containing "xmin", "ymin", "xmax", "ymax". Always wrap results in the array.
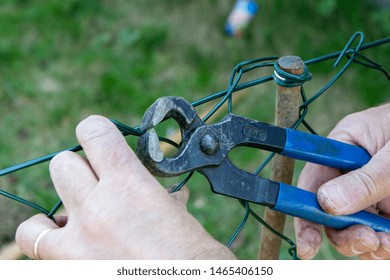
[
  {"xmin": 281, "ymin": 128, "xmax": 371, "ymax": 170},
  {"xmin": 275, "ymin": 129, "xmax": 390, "ymax": 232},
  {"xmin": 273, "ymin": 183, "xmax": 390, "ymax": 232}
]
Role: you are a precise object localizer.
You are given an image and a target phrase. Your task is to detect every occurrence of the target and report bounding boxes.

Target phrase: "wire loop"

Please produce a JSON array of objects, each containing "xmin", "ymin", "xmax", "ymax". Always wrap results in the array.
[
  {"xmin": 334, "ymin": 31, "xmax": 364, "ymax": 68},
  {"xmin": 273, "ymin": 62, "xmax": 312, "ymax": 87}
]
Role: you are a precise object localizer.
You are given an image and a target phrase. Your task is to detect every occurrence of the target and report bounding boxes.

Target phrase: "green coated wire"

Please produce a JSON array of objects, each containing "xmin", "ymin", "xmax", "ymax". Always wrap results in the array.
[
  {"xmin": 302, "ymin": 32, "xmax": 366, "ymax": 108},
  {"xmin": 246, "ymin": 203, "xmax": 299, "ymax": 260},
  {"xmin": 0, "ymin": 145, "xmax": 83, "ymax": 178},
  {"xmin": 170, "ymin": 171, "xmax": 194, "ymax": 193},
  {"xmin": 0, "ymin": 32, "xmax": 389, "ymax": 259},
  {"xmin": 347, "ymin": 52, "xmax": 390, "ymax": 80},
  {"xmin": 226, "ymin": 200, "xmax": 250, "ymax": 248},
  {"xmin": 304, "ymin": 36, "xmax": 390, "ymax": 65},
  {"xmin": 0, "ymin": 188, "xmax": 50, "ymax": 215}
]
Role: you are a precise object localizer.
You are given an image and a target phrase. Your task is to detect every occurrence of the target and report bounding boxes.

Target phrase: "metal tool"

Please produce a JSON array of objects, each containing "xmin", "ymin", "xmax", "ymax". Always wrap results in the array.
[{"xmin": 137, "ymin": 96, "xmax": 390, "ymax": 232}]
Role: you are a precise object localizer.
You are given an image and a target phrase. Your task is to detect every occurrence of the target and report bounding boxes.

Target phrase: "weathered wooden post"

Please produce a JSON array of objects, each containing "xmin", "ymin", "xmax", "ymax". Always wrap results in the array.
[{"xmin": 258, "ymin": 56, "xmax": 304, "ymax": 259}]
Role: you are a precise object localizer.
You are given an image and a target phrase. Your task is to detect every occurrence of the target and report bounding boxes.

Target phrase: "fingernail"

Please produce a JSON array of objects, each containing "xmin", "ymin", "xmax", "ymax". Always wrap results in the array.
[
  {"xmin": 319, "ymin": 183, "xmax": 349, "ymax": 211},
  {"xmin": 352, "ymin": 241, "xmax": 376, "ymax": 254}
]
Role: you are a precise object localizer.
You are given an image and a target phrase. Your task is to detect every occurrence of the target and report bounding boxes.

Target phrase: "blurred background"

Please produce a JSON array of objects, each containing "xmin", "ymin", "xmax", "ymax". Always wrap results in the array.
[{"xmin": 0, "ymin": 0, "xmax": 389, "ymax": 259}]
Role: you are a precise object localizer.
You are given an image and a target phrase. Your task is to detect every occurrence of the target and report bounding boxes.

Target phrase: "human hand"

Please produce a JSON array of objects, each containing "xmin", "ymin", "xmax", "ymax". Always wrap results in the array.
[
  {"xmin": 16, "ymin": 115, "xmax": 235, "ymax": 260},
  {"xmin": 294, "ymin": 103, "xmax": 390, "ymax": 260}
]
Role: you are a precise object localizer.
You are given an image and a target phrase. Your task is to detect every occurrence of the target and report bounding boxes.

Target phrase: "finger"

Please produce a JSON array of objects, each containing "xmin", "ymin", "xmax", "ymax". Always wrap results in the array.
[
  {"xmin": 360, "ymin": 232, "xmax": 390, "ymax": 260},
  {"xmin": 168, "ymin": 186, "xmax": 190, "ymax": 208},
  {"xmin": 294, "ymin": 218, "xmax": 322, "ymax": 259},
  {"xmin": 16, "ymin": 214, "xmax": 61, "ymax": 260},
  {"xmin": 327, "ymin": 105, "xmax": 390, "ymax": 156},
  {"xmin": 297, "ymin": 163, "xmax": 342, "ymax": 193},
  {"xmin": 325, "ymin": 225, "xmax": 380, "ymax": 257},
  {"xmin": 50, "ymin": 151, "xmax": 98, "ymax": 214},
  {"xmin": 75, "ymin": 115, "xmax": 147, "ymax": 179},
  {"xmin": 294, "ymin": 163, "xmax": 342, "ymax": 259},
  {"xmin": 317, "ymin": 142, "xmax": 390, "ymax": 215}
]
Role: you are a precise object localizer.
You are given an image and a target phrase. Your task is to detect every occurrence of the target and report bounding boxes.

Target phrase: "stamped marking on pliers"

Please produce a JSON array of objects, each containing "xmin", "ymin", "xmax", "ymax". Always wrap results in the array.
[{"xmin": 242, "ymin": 126, "xmax": 267, "ymax": 142}]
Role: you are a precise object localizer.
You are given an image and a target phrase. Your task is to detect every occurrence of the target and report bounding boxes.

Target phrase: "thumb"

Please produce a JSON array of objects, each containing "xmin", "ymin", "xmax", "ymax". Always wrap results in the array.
[{"xmin": 317, "ymin": 143, "xmax": 390, "ymax": 215}]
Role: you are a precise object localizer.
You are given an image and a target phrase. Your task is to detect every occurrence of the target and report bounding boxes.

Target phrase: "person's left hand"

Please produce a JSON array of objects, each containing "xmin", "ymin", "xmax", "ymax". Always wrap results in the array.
[{"xmin": 16, "ymin": 115, "xmax": 236, "ymax": 260}]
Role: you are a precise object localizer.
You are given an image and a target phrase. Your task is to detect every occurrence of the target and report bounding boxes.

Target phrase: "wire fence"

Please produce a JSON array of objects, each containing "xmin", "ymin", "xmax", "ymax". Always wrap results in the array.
[{"xmin": 0, "ymin": 31, "xmax": 389, "ymax": 259}]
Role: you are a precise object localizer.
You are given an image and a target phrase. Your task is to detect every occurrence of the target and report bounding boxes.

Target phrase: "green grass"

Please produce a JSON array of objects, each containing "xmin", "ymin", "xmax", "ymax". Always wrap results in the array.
[{"xmin": 0, "ymin": 0, "xmax": 389, "ymax": 259}]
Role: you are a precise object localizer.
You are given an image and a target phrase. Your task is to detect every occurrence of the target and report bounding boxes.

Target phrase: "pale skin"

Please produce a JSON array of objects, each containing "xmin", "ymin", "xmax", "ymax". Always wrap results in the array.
[
  {"xmin": 16, "ymin": 104, "xmax": 390, "ymax": 260},
  {"xmin": 16, "ymin": 115, "xmax": 235, "ymax": 259}
]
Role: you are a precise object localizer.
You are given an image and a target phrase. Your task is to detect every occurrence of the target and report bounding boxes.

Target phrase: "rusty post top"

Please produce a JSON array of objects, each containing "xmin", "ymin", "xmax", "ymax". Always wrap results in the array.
[{"xmin": 277, "ymin": 55, "xmax": 305, "ymax": 75}]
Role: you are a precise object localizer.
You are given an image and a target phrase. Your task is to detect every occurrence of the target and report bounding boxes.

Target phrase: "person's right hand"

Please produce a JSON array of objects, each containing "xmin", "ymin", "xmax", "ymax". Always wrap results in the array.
[{"xmin": 294, "ymin": 103, "xmax": 390, "ymax": 259}]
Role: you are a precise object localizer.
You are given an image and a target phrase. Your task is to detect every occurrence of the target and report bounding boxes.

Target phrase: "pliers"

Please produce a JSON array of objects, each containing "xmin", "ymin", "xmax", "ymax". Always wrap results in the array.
[{"xmin": 136, "ymin": 96, "xmax": 390, "ymax": 232}]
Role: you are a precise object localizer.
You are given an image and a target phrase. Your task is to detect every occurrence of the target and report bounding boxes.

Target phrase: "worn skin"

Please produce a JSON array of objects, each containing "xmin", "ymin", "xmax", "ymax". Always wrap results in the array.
[
  {"xmin": 16, "ymin": 116, "xmax": 236, "ymax": 260},
  {"xmin": 295, "ymin": 103, "xmax": 390, "ymax": 259}
]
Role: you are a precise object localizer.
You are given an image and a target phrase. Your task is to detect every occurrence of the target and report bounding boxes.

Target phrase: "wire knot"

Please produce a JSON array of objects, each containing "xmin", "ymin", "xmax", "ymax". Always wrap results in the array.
[{"xmin": 273, "ymin": 62, "xmax": 312, "ymax": 87}]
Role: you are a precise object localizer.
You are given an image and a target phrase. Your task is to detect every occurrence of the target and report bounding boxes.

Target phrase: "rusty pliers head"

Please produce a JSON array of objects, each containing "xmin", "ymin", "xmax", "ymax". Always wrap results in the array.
[
  {"xmin": 136, "ymin": 96, "xmax": 281, "ymax": 205},
  {"xmin": 136, "ymin": 96, "xmax": 208, "ymax": 176}
]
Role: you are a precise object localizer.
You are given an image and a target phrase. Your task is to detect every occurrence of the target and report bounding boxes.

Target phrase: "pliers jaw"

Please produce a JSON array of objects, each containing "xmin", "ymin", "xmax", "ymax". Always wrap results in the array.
[
  {"xmin": 138, "ymin": 96, "xmax": 201, "ymax": 132},
  {"xmin": 136, "ymin": 96, "xmax": 204, "ymax": 177}
]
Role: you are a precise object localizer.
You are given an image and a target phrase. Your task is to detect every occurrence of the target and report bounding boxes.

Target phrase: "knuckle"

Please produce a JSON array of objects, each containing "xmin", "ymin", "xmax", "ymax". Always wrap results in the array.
[
  {"xmin": 351, "ymin": 163, "xmax": 390, "ymax": 205},
  {"xmin": 334, "ymin": 112, "xmax": 363, "ymax": 132},
  {"xmin": 49, "ymin": 151, "xmax": 75, "ymax": 172},
  {"xmin": 350, "ymin": 169, "xmax": 378, "ymax": 199},
  {"xmin": 330, "ymin": 113, "xmax": 365, "ymax": 142},
  {"xmin": 76, "ymin": 115, "xmax": 116, "ymax": 145}
]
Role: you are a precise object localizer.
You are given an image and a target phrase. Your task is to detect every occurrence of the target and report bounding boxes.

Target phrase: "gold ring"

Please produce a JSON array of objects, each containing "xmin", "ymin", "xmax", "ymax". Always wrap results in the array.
[{"xmin": 33, "ymin": 228, "xmax": 54, "ymax": 260}]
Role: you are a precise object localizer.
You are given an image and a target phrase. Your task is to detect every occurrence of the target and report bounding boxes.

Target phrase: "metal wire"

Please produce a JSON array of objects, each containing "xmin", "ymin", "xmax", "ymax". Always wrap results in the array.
[{"xmin": 0, "ymin": 32, "xmax": 389, "ymax": 259}]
